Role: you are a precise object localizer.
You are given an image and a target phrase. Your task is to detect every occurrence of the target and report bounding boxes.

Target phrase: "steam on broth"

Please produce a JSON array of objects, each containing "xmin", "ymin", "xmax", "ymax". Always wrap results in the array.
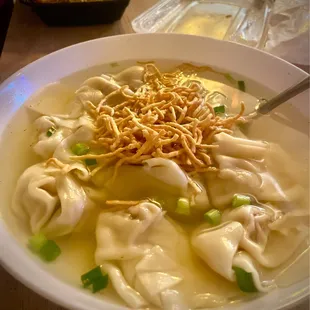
[{"xmin": 5, "ymin": 62, "xmax": 309, "ymax": 310}]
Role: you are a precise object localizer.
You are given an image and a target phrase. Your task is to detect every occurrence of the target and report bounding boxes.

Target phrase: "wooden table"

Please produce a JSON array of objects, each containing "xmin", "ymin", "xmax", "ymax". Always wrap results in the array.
[
  {"xmin": 0, "ymin": 0, "xmax": 158, "ymax": 83},
  {"xmin": 0, "ymin": 1, "xmax": 309, "ymax": 309}
]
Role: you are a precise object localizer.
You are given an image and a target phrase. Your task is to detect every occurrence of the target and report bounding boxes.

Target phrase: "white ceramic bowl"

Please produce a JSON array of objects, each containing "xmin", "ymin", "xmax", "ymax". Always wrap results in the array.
[{"xmin": 0, "ymin": 34, "xmax": 309, "ymax": 310}]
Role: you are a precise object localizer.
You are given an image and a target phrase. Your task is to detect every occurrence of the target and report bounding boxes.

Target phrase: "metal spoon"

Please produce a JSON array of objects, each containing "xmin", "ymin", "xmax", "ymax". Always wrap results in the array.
[{"xmin": 247, "ymin": 75, "xmax": 310, "ymax": 120}]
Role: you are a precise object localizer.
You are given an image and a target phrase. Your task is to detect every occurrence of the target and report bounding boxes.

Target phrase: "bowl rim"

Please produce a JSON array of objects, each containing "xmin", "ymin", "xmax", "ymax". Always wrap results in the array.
[{"xmin": 0, "ymin": 33, "xmax": 309, "ymax": 310}]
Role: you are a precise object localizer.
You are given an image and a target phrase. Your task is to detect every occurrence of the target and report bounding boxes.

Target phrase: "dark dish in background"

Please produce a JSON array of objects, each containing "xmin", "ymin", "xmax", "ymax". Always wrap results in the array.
[
  {"xmin": 0, "ymin": 0, "xmax": 14, "ymax": 56},
  {"xmin": 19, "ymin": 0, "xmax": 130, "ymax": 26}
]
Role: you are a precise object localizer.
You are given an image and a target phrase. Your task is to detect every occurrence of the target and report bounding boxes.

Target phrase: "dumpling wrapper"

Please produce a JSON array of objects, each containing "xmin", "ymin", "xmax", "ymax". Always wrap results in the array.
[
  {"xmin": 95, "ymin": 202, "xmax": 163, "ymax": 261},
  {"xmin": 11, "ymin": 163, "xmax": 89, "ymax": 238},
  {"xmin": 192, "ymin": 222, "xmax": 244, "ymax": 281},
  {"xmin": 143, "ymin": 158, "xmax": 189, "ymax": 195},
  {"xmin": 112, "ymin": 65, "xmax": 145, "ymax": 90},
  {"xmin": 96, "ymin": 202, "xmax": 187, "ymax": 308},
  {"xmin": 223, "ymin": 205, "xmax": 309, "ymax": 268},
  {"xmin": 191, "ymin": 221, "xmax": 274, "ymax": 292},
  {"xmin": 33, "ymin": 113, "xmax": 94, "ymax": 159},
  {"xmin": 53, "ymin": 125, "xmax": 94, "ymax": 169},
  {"xmin": 207, "ymin": 132, "xmax": 305, "ymax": 208}
]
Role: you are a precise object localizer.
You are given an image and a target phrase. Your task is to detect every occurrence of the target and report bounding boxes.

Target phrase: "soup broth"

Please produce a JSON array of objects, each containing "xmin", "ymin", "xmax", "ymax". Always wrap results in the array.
[{"xmin": 1, "ymin": 62, "xmax": 309, "ymax": 310}]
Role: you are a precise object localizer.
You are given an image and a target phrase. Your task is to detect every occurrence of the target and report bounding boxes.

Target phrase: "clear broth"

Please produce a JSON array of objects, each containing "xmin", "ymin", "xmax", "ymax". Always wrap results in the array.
[{"xmin": 1, "ymin": 61, "xmax": 309, "ymax": 308}]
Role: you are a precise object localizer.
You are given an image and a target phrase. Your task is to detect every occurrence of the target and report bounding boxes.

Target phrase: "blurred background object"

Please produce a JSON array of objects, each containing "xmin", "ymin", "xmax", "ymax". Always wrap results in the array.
[
  {"xmin": 132, "ymin": 0, "xmax": 309, "ymax": 65},
  {"xmin": 265, "ymin": 0, "xmax": 309, "ymax": 65},
  {"xmin": 0, "ymin": 0, "xmax": 14, "ymax": 56},
  {"xmin": 132, "ymin": 0, "xmax": 276, "ymax": 48},
  {"xmin": 19, "ymin": 0, "xmax": 130, "ymax": 26}
]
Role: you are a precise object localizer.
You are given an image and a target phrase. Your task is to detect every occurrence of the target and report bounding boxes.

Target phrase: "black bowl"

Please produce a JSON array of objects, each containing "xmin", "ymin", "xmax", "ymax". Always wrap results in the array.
[{"xmin": 20, "ymin": 0, "xmax": 130, "ymax": 26}]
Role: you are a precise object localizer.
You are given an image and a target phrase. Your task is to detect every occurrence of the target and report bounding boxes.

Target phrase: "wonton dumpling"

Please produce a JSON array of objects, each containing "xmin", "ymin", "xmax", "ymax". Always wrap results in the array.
[
  {"xmin": 191, "ymin": 221, "xmax": 273, "ymax": 292},
  {"xmin": 65, "ymin": 74, "xmax": 134, "ymax": 118},
  {"xmin": 101, "ymin": 262, "xmax": 148, "ymax": 309},
  {"xmin": 33, "ymin": 116, "xmax": 70, "ymax": 159},
  {"xmin": 12, "ymin": 163, "xmax": 89, "ymax": 238},
  {"xmin": 222, "ymin": 205, "xmax": 281, "ymax": 250},
  {"xmin": 96, "ymin": 202, "xmax": 186, "ymax": 309},
  {"xmin": 192, "ymin": 222, "xmax": 244, "ymax": 281},
  {"xmin": 95, "ymin": 202, "xmax": 163, "ymax": 261},
  {"xmin": 223, "ymin": 205, "xmax": 309, "ymax": 268},
  {"xmin": 232, "ymin": 251, "xmax": 273, "ymax": 292},
  {"xmin": 143, "ymin": 158, "xmax": 189, "ymax": 194},
  {"xmin": 82, "ymin": 75, "xmax": 134, "ymax": 105},
  {"xmin": 193, "ymin": 204, "xmax": 309, "ymax": 287},
  {"xmin": 207, "ymin": 133, "xmax": 304, "ymax": 207},
  {"xmin": 53, "ymin": 125, "xmax": 94, "ymax": 169},
  {"xmin": 96, "ymin": 201, "xmax": 231, "ymax": 309},
  {"xmin": 33, "ymin": 114, "xmax": 94, "ymax": 159},
  {"xmin": 81, "ymin": 76, "xmax": 120, "ymax": 95},
  {"xmin": 113, "ymin": 66, "xmax": 145, "ymax": 90}
]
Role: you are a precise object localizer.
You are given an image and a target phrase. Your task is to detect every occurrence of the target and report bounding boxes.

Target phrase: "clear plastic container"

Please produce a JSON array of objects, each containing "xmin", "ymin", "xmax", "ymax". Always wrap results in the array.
[{"xmin": 132, "ymin": 0, "xmax": 275, "ymax": 48}]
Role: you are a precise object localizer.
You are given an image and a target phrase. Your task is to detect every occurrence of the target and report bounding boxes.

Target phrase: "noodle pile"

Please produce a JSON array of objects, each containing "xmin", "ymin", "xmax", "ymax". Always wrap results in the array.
[{"xmin": 76, "ymin": 64, "xmax": 244, "ymax": 175}]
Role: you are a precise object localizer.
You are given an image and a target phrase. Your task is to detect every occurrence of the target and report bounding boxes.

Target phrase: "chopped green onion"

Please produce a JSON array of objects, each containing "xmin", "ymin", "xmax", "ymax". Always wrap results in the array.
[
  {"xmin": 232, "ymin": 266, "xmax": 258, "ymax": 293},
  {"xmin": 238, "ymin": 80, "xmax": 246, "ymax": 92},
  {"xmin": 92, "ymin": 274, "xmax": 109, "ymax": 293},
  {"xmin": 213, "ymin": 105, "xmax": 225, "ymax": 114},
  {"xmin": 204, "ymin": 209, "xmax": 221, "ymax": 225},
  {"xmin": 85, "ymin": 158, "xmax": 97, "ymax": 166},
  {"xmin": 81, "ymin": 266, "xmax": 109, "ymax": 293},
  {"xmin": 232, "ymin": 194, "xmax": 251, "ymax": 208},
  {"xmin": 175, "ymin": 198, "xmax": 190, "ymax": 215},
  {"xmin": 28, "ymin": 233, "xmax": 48, "ymax": 253},
  {"xmin": 46, "ymin": 127, "xmax": 57, "ymax": 137},
  {"xmin": 71, "ymin": 143, "xmax": 90, "ymax": 156},
  {"xmin": 81, "ymin": 266, "xmax": 103, "ymax": 288},
  {"xmin": 39, "ymin": 240, "xmax": 61, "ymax": 262}
]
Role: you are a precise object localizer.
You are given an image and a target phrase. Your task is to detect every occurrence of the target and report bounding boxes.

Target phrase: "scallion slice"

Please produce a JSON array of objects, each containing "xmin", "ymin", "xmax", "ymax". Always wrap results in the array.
[
  {"xmin": 232, "ymin": 194, "xmax": 251, "ymax": 208},
  {"xmin": 204, "ymin": 209, "xmax": 221, "ymax": 225},
  {"xmin": 175, "ymin": 198, "xmax": 190, "ymax": 215},
  {"xmin": 71, "ymin": 143, "xmax": 90, "ymax": 156},
  {"xmin": 92, "ymin": 274, "xmax": 109, "ymax": 293},
  {"xmin": 81, "ymin": 266, "xmax": 103, "ymax": 288},
  {"xmin": 85, "ymin": 158, "xmax": 97, "ymax": 166},
  {"xmin": 29, "ymin": 233, "xmax": 48, "ymax": 253},
  {"xmin": 213, "ymin": 105, "xmax": 225, "ymax": 114},
  {"xmin": 238, "ymin": 80, "xmax": 246, "ymax": 92},
  {"xmin": 46, "ymin": 127, "xmax": 57, "ymax": 137},
  {"xmin": 233, "ymin": 266, "xmax": 258, "ymax": 293},
  {"xmin": 81, "ymin": 266, "xmax": 109, "ymax": 293},
  {"xmin": 39, "ymin": 240, "xmax": 61, "ymax": 262}
]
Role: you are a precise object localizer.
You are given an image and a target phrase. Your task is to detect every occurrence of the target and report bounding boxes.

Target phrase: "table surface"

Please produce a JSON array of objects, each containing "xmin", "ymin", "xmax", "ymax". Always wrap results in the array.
[{"xmin": 0, "ymin": 1, "xmax": 309, "ymax": 309}]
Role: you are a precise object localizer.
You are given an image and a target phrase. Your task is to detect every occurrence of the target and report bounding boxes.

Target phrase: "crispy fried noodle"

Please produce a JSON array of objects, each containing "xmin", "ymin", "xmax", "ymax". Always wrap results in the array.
[{"xmin": 72, "ymin": 64, "xmax": 244, "ymax": 177}]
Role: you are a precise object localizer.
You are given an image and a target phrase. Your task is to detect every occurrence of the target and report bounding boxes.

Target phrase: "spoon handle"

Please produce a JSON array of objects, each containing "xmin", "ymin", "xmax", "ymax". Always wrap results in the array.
[{"xmin": 256, "ymin": 75, "xmax": 310, "ymax": 115}]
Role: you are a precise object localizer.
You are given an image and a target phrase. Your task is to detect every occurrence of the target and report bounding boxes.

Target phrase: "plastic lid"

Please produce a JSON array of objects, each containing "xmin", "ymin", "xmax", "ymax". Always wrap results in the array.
[{"xmin": 132, "ymin": 0, "xmax": 275, "ymax": 48}]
